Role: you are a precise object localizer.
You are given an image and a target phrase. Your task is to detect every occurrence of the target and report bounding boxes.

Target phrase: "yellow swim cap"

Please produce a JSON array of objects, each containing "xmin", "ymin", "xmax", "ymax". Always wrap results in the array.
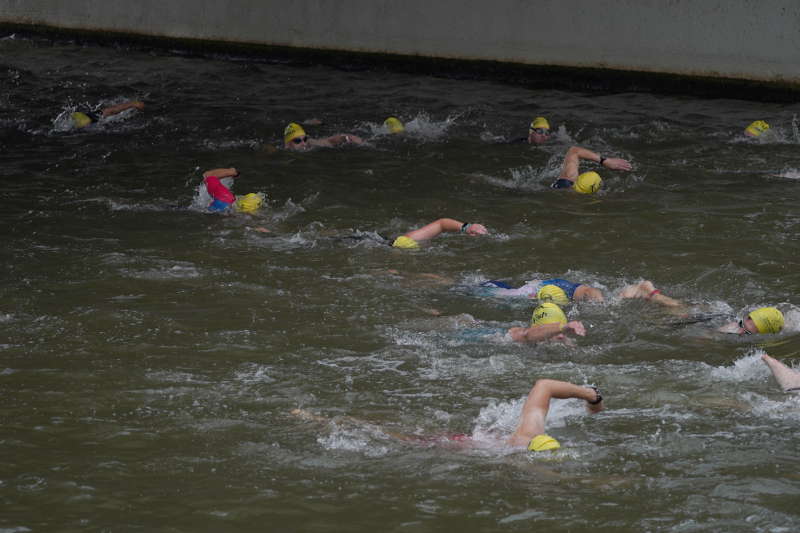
[
  {"xmin": 71, "ymin": 112, "xmax": 93, "ymax": 129},
  {"xmin": 574, "ymin": 171, "xmax": 602, "ymax": 194},
  {"xmin": 528, "ymin": 434, "xmax": 561, "ymax": 452},
  {"xmin": 537, "ymin": 284, "xmax": 570, "ymax": 306},
  {"xmin": 284, "ymin": 122, "xmax": 306, "ymax": 144},
  {"xmin": 530, "ymin": 117, "xmax": 550, "ymax": 131},
  {"xmin": 745, "ymin": 120, "xmax": 770, "ymax": 137},
  {"xmin": 234, "ymin": 193, "xmax": 264, "ymax": 214},
  {"xmin": 749, "ymin": 307, "xmax": 784, "ymax": 334},
  {"xmin": 384, "ymin": 117, "xmax": 405, "ymax": 134},
  {"xmin": 392, "ymin": 236, "xmax": 419, "ymax": 249},
  {"xmin": 531, "ymin": 302, "xmax": 567, "ymax": 327}
]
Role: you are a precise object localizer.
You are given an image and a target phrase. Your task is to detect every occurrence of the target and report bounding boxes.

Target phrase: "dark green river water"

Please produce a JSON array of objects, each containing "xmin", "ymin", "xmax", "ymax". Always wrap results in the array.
[{"xmin": 2, "ymin": 33, "xmax": 799, "ymax": 532}]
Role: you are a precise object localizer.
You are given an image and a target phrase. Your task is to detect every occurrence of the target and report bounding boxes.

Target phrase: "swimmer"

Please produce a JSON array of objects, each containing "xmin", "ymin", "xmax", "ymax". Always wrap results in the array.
[
  {"xmin": 384, "ymin": 117, "xmax": 405, "ymax": 134},
  {"xmin": 620, "ymin": 280, "xmax": 785, "ymax": 335},
  {"xmin": 744, "ymin": 120, "xmax": 770, "ymax": 138},
  {"xmin": 508, "ymin": 379, "xmax": 604, "ymax": 450},
  {"xmin": 70, "ymin": 100, "xmax": 145, "ymax": 129},
  {"xmin": 391, "ymin": 218, "xmax": 488, "ymax": 249},
  {"xmin": 551, "ymin": 145, "xmax": 632, "ymax": 194},
  {"xmin": 481, "ymin": 278, "xmax": 604, "ymax": 304},
  {"xmin": 508, "ymin": 302, "xmax": 586, "ymax": 343},
  {"xmin": 283, "ymin": 122, "xmax": 364, "ymax": 151},
  {"xmin": 291, "ymin": 378, "xmax": 604, "ymax": 452},
  {"xmin": 202, "ymin": 167, "xmax": 265, "ymax": 215},
  {"xmin": 527, "ymin": 116, "xmax": 551, "ymax": 145},
  {"xmin": 506, "ymin": 116, "xmax": 551, "ymax": 145},
  {"xmin": 761, "ymin": 354, "xmax": 800, "ymax": 394}
]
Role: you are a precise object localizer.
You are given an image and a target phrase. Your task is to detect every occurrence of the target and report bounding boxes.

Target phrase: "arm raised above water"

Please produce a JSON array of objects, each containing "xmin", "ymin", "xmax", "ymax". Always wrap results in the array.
[
  {"xmin": 559, "ymin": 145, "xmax": 632, "ymax": 180},
  {"xmin": 403, "ymin": 218, "xmax": 488, "ymax": 242}
]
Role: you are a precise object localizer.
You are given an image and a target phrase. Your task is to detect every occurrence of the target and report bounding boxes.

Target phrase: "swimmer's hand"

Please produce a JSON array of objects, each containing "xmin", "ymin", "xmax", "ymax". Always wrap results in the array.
[
  {"xmin": 466, "ymin": 223, "xmax": 488, "ymax": 236},
  {"xmin": 564, "ymin": 321, "xmax": 586, "ymax": 336},
  {"xmin": 585, "ymin": 387, "xmax": 604, "ymax": 414},
  {"xmin": 249, "ymin": 226, "xmax": 271, "ymax": 233},
  {"xmin": 344, "ymin": 134, "xmax": 364, "ymax": 145},
  {"xmin": 132, "ymin": 101, "xmax": 145, "ymax": 110},
  {"xmin": 303, "ymin": 118, "xmax": 322, "ymax": 126},
  {"xmin": 601, "ymin": 157, "xmax": 632, "ymax": 171}
]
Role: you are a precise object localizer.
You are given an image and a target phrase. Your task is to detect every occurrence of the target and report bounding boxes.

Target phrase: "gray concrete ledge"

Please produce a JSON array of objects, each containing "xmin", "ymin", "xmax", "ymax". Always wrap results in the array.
[{"xmin": 2, "ymin": 0, "xmax": 799, "ymax": 87}]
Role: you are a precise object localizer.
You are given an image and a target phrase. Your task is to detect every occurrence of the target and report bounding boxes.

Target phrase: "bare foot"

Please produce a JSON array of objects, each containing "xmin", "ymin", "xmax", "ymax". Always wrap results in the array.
[
  {"xmin": 761, "ymin": 354, "xmax": 800, "ymax": 392},
  {"xmin": 619, "ymin": 280, "xmax": 655, "ymax": 299},
  {"xmin": 250, "ymin": 226, "xmax": 271, "ymax": 233}
]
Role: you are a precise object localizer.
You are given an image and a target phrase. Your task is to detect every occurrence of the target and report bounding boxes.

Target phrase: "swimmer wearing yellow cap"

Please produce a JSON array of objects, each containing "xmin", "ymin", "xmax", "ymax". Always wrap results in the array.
[
  {"xmin": 69, "ymin": 100, "xmax": 144, "ymax": 129},
  {"xmin": 508, "ymin": 302, "xmax": 587, "ymax": 343},
  {"xmin": 527, "ymin": 116, "xmax": 551, "ymax": 144},
  {"xmin": 202, "ymin": 167, "xmax": 266, "ymax": 218},
  {"xmin": 620, "ymin": 280, "xmax": 785, "ymax": 336},
  {"xmin": 283, "ymin": 122, "xmax": 365, "ymax": 151},
  {"xmin": 744, "ymin": 120, "xmax": 770, "ymax": 138},
  {"xmin": 481, "ymin": 277, "xmax": 604, "ymax": 303},
  {"xmin": 384, "ymin": 117, "xmax": 405, "ymax": 134},
  {"xmin": 736, "ymin": 307, "xmax": 784, "ymax": 335},
  {"xmin": 391, "ymin": 218, "xmax": 488, "ymax": 250},
  {"xmin": 508, "ymin": 379, "xmax": 604, "ymax": 451},
  {"xmin": 551, "ymin": 146, "xmax": 632, "ymax": 194},
  {"xmin": 292, "ymin": 377, "xmax": 605, "ymax": 454}
]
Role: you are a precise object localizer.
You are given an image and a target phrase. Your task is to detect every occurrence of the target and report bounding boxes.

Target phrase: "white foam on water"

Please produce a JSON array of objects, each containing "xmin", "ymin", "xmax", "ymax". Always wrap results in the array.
[
  {"xmin": 318, "ymin": 425, "xmax": 391, "ymax": 457},
  {"xmin": 120, "ymin": 261, "xmax": 202, "ymax": 280},
  {"xmin": 707, "ymin": 351, "xmax": 768, "ymax": 383},
  {"xmin": 233, "ymin": 363, "xmax": 275, "ymax": 384}
]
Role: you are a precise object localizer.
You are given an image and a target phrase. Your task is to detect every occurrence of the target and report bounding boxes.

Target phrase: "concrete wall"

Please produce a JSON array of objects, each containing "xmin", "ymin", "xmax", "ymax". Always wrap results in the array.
[{"xmin": 2, "ymin": 0, "xmax": 799, "ymax": 84}]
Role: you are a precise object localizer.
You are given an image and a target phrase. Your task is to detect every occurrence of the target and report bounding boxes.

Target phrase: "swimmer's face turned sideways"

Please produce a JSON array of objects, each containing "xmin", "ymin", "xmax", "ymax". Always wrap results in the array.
[
  {"xmin": 528, "ymin": 116, "xmax": 551, "ymax": 144},
  {"xmin": 738, "ymin": 316, "xmax": 757, "ymax": 336},
  {"xmin": 284, "ymin": 122, "xmax": 310, "ymax": 151},
  {"xmin": 528, "ymin": 128, "xmax": 550, "ymax": 144}
]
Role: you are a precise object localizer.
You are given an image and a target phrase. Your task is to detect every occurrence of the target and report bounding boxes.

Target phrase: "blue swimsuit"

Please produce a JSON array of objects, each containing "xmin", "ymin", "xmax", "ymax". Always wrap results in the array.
[{"xmin": 481, "ymin": 278, "xmax": 582, "ymax": 300}]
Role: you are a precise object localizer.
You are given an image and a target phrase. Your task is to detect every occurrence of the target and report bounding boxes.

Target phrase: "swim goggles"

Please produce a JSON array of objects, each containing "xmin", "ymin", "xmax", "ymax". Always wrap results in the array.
[
  {"xmin": 738, "ymin": 319, "xmax": 752, "ymax": 335},
  {"xmin": 292, "ymin": 136, "xmax": 309, "ymax": 144},
  {"xmin": 529, "ymin": 128, "xmax": 550, "ymax": 135}
]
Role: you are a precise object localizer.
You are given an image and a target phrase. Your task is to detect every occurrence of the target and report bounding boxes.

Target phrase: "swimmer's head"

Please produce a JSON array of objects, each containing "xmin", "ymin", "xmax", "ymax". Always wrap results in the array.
[
  {"xmin": 530, "ymin": 117, "xmax": 550, "ymax": 131},
  {"xmin": 530, "ymin": 302, "xmax": 567, "ymax": 327},
  {"xmin": 744, "ymin": 120, "xmax": 770, "ymax": 138},
  {"xmin": 284, "ymin": 122, "xmax": 308, "ymax": 149},
  {"xmin": 528, "ymin": 434, "xmax": 561, "ymax": 452},
  {"xmin": 537, "ymin": 284, "xmax": 570, "ymax": 306},
  {"xmin": 384, "ymin": 117, "xmax": 405, "ymax": 134},
  {"xmin": 528, "ymin": 116, "xmax": 550, "ymax": 144},
  {"xmin": 747, "ymin": 307, "xmax": 784, "ymax": 334},
  {"xmin": 392, "ymin": 235, "xmax": 419, "ymax": 249},
  {"xmin": 71, "ymin": 112, "xmax": 93, "ymax": 129},
  {"xmin": 573, "ymin": 171, "xmax": 602, "ymax": 194},
  {"xmin": 234, "ymin": 193, "xmax": 264, "ymax": 214}
]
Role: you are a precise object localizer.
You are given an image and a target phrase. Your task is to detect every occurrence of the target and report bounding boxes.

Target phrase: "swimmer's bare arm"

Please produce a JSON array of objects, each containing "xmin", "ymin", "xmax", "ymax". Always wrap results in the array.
[
  {"xmin": 762, "ymin": 354, "xmax": 800, "ymax": 392},
  {"xmin": 559, "ymin": 146, "xmax": 632, "ymax": 179},
  {"xmin": 320, "ymin": 134, "xmax": 365, "ymax": 146},
  {"xmin": 403, "ymin": 219, "xmax": 488, "ymax": 242},
  {"xmin": 202, "ymin": 168, "xmax": 239, "ymax": 179},
  {"xmin": 508, "ymin": 321, "xmax": 586, "ymax": 343},
  {"xmin": 101, "ymin": 100, "xmax": 145, "ymax": 117},
  {"xmin": 619, "ymin": 280, "xmax": 684, "ymax": 308},
  {"xmin": 508, "ymin": 379, "xmax": 603, "ymax": 446}
]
